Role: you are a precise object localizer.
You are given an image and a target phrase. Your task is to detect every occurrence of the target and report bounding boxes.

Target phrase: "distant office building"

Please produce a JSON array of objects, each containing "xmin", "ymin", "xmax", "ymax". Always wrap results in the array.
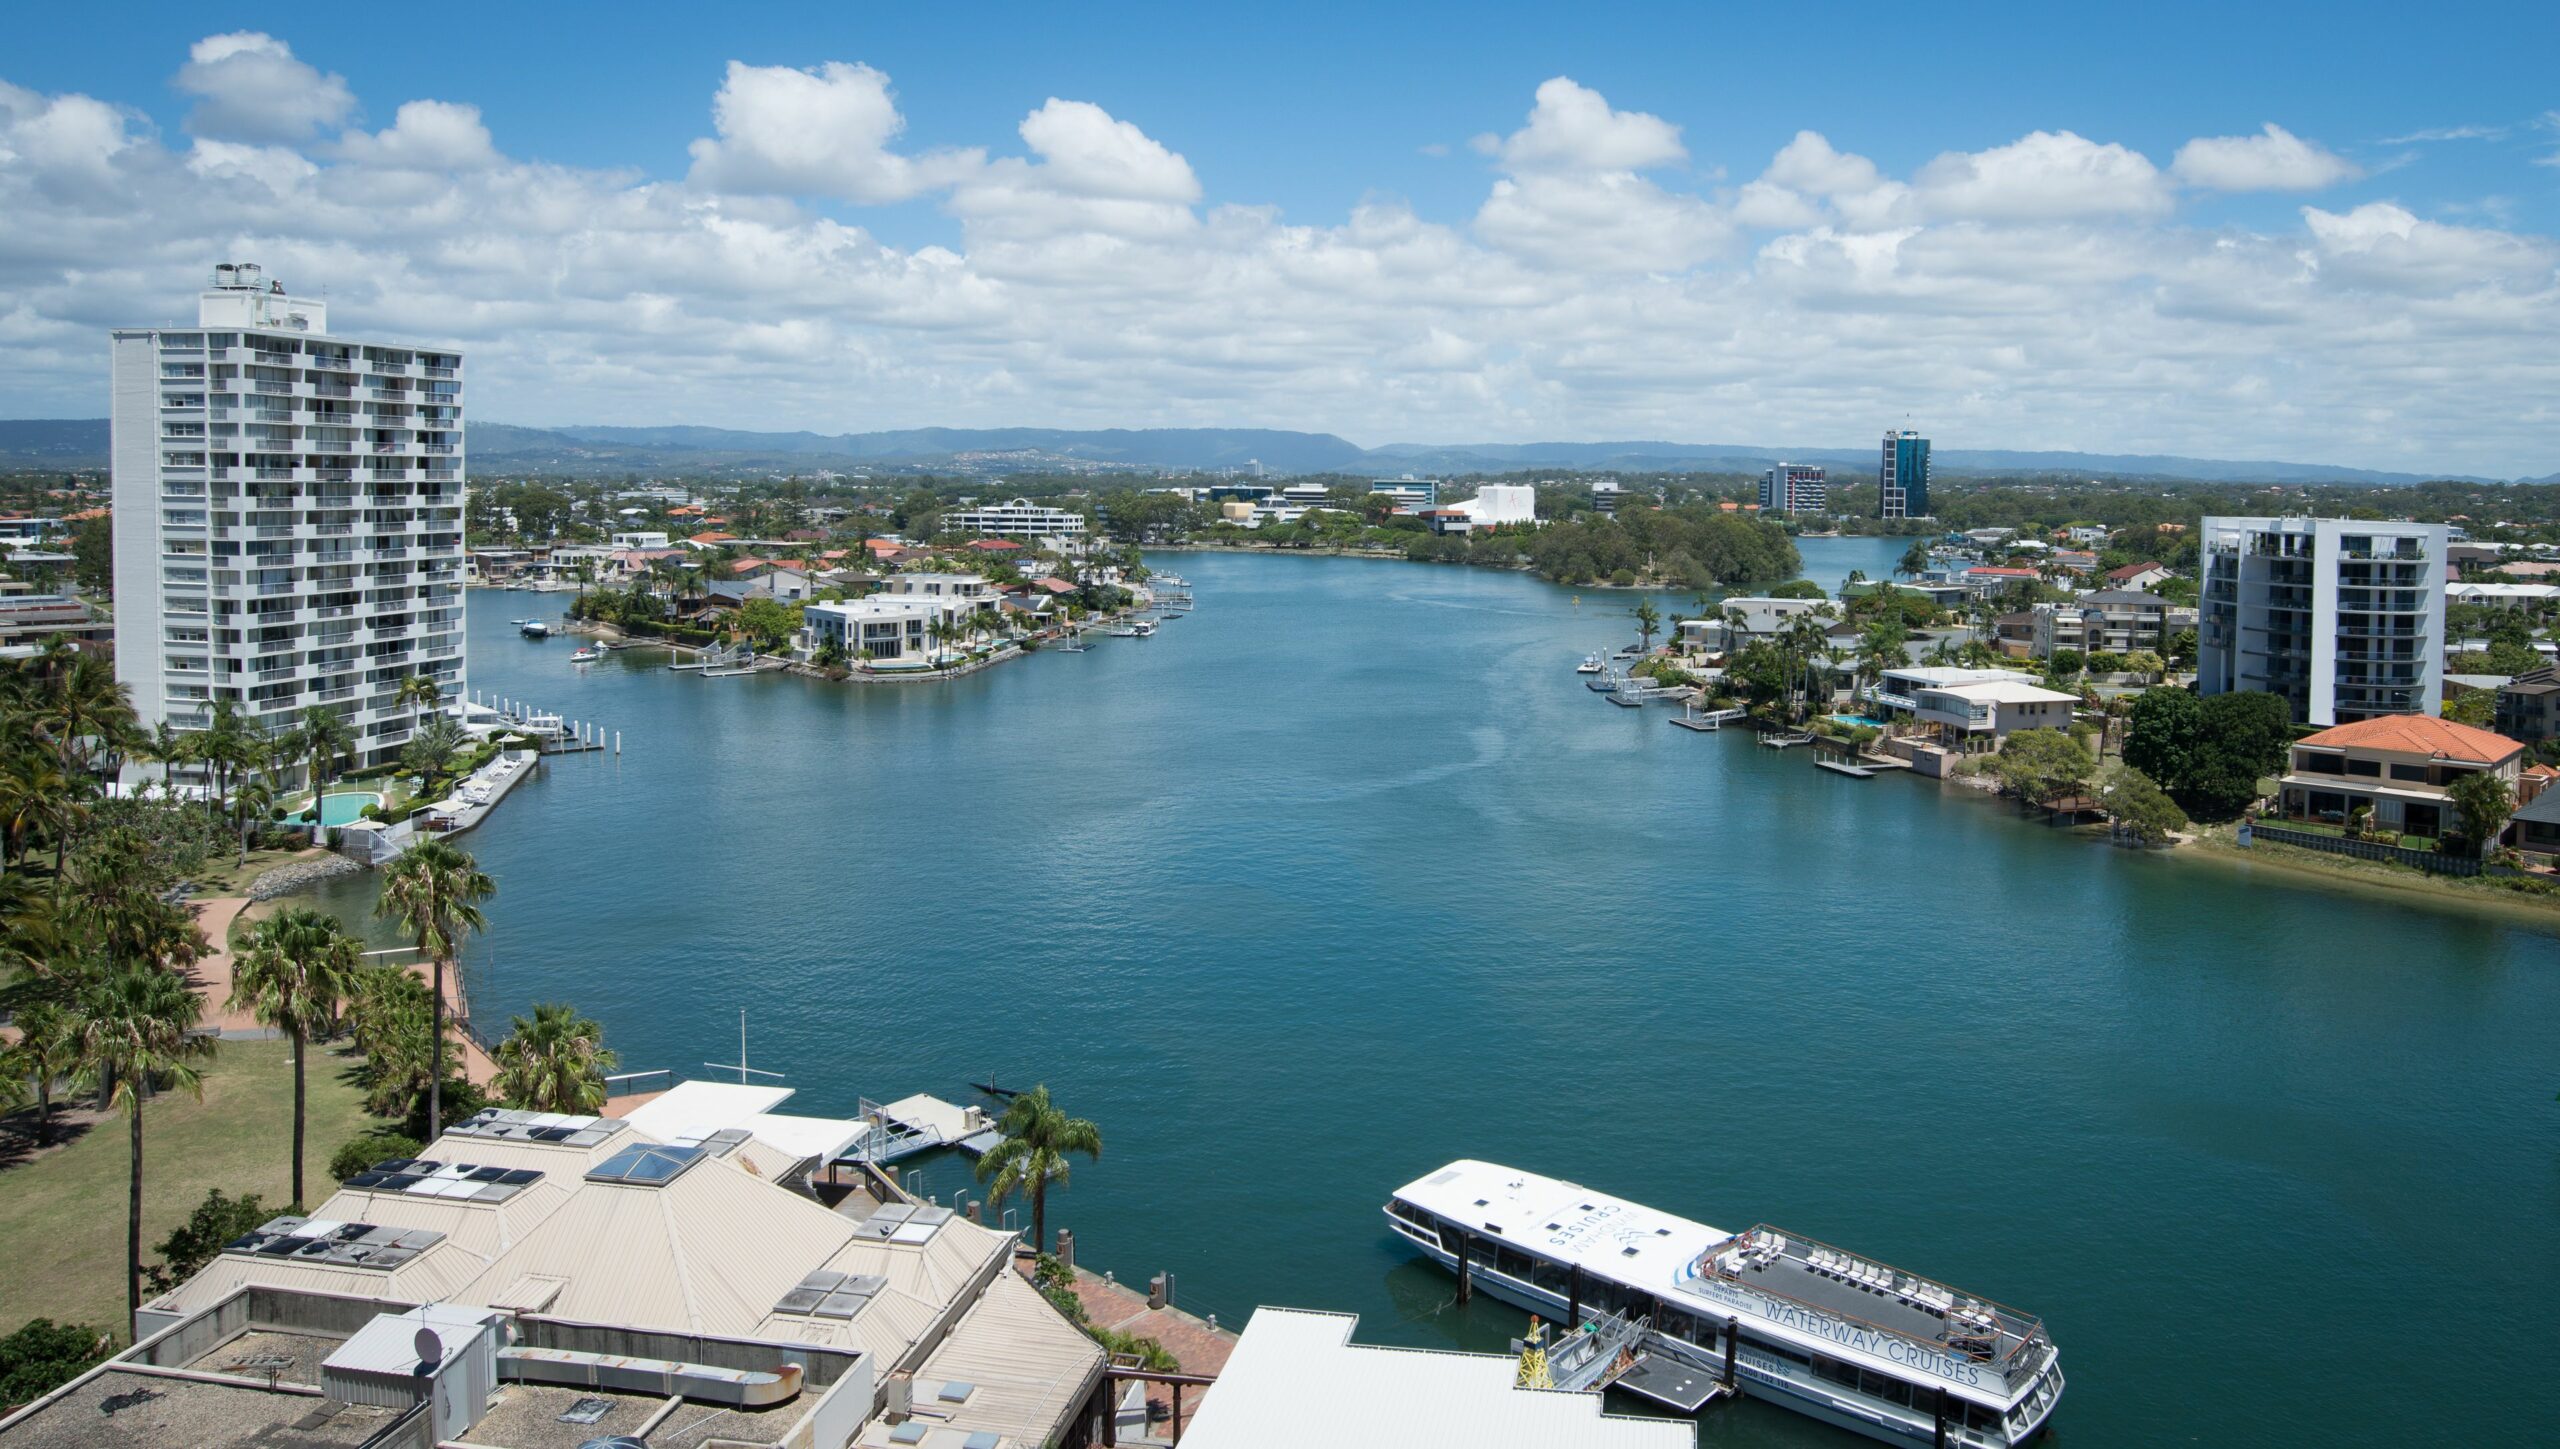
[
  {"xmin": 2198, "ymin": 515, "xmax": 2448, "ymax": 726},
  {"xmin": 943, "ymin": 496, "xmax": 1087, "ymax": 542},
  {"xmin": 1879, "ymin": 431, "xmax": 1930, "ymax": 520},
  {"xmin": 1592, "ymin": 479, "xmax": 1623, "ymax": 515},
  {"xmin": 1760, "ymin": 463, "xmax": 1828, "ymax": 514},
  {"xmin": 110, "ymin": 263, "xmax": 464, "ymax": 772},
  {"xmin": 1369, "ymin": 475, "xmax": 1439, "ymax": 510}
]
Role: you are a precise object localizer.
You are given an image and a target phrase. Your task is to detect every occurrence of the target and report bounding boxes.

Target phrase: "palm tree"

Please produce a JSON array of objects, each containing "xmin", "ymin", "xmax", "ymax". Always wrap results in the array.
[
  {"xmin": 36, "ymin": 652, "xmax": 139, "ymax": 780},
  {"xmin": 228, "ymin": 907, "xmax": 360, "ymax": 1206},
  {"xmin": 198, "ymin": 700, "xmax": 251, "ymax": 832},
  {"xmin": 295, "ymin": 706, "xmax": 357, "ymax": 848},
  {"xmin": 1632, "ymin": 598, "xmax": 1661, "ymax": 652},
  {"xmin": 973, "ymin": 1084, "xmax": 1102, "ymax": 1252},
  {"xmin": 376, "ymin": 839, "xmax": 493, "ymax": 1143},
  {"xmin": 0, "ymin": 750, "xmax": 71, "ymax": 872},
  {"xmin": 0, "ymin": 1002, "xmax": 81, "ymax": 1148},
  {"xmin": 231, "ymin": 774, "xmax": 277, "ymax": 868},
  {"xmin": 394, "ymin": 674, "xmax": 444, "ymax": 742},
  {"xmin": 491, "ymin": 1003, "xmax": 617, "ymax": 1113},
  {"xmin": 77, "ymin": 962, "xmax": 213, "ymax": 1326}
]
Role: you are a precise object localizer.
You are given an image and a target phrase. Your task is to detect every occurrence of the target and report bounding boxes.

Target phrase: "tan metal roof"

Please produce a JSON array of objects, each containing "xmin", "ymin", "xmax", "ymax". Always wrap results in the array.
[{"xmin": 881, "ymin": 1271, "xmax": 1104, "ymax": 1449}]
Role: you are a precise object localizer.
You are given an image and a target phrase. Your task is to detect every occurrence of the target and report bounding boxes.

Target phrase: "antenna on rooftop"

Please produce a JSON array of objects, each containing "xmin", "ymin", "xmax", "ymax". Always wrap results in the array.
[{"xmin": 705, "ymin": 1008, "xmax": 783, "ymax": 1084}]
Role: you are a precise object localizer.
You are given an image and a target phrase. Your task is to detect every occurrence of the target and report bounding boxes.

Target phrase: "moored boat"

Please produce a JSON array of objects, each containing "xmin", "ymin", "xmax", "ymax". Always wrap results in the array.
[
  {"xmin": 1577, "ymin": 653, "xmax": 1606, "ymax": 674},
  {"xmin": 568, "ymin": 643, "xmax": 604, "ymax": 664},
  {"xmin": 520, "ymin": 621, "xmax": 552, "ymax": 639},
  {"xmin": 1385, "ymin": 1161, "xmax": 2063, "ymax": 1445}
]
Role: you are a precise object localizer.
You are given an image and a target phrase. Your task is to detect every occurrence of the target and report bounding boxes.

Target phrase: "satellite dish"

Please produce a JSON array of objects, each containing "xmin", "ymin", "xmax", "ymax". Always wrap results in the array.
[{"xmin": 413, "ymin": 1326, "xmax": 444, "ymax": 1371}]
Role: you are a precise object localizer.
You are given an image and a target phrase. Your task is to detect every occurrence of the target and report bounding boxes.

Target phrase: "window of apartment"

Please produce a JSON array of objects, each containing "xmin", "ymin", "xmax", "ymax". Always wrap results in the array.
[
  {"xmin": 2344, "ymin": 758, "xmax": 2381, "ymax": 778},
  {"xmin": 2297, "ymin": 751, "xmax": 2344, "ymax": 774},
  {"xmin": 2388, "ymin": 764, "xmax": 2429, "ymax": 783}
]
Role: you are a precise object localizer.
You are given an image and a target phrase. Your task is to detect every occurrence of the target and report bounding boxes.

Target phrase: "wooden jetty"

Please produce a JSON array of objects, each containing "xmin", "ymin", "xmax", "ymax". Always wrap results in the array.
[
  {"xmin": 1816, "ymin": 758, "xmax": 1878, "ymax": 778},
  {"xmin": 1670, "ymin": 707, "xmax": 1748, "ymax": 732},
  {"xmin": 1759, "ymin": 732, "xmax": 1815, "ymax": 749}
]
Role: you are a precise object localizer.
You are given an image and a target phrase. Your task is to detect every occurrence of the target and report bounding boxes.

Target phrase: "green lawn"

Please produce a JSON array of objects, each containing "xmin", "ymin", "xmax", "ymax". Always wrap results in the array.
[
  {"xmin": 0, "ymin": 1039, "xmax": 380, "ymax": 1342},
  {"xmin": 2263, "ymin": 818, "xmax": 2440, "ymax": 851}
]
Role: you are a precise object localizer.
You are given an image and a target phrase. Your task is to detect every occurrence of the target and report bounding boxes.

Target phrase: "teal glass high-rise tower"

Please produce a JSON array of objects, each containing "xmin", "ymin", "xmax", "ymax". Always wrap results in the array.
[{"xmin": 1879, "ymin": 430, "xmax": 1930, "ymax": 520}]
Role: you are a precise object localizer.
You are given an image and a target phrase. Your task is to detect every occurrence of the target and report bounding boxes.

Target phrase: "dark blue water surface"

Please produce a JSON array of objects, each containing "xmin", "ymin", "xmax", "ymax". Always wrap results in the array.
[{"xmin": 313, "ymin": 540, "xmax": 2559, "ymax": 1447}]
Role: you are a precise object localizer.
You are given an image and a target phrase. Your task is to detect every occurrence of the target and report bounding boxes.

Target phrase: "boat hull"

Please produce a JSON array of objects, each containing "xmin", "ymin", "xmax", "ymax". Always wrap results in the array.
[{"xmin": 1388, "ymin": 1222, "xmax": 2052, "ymax": 1447}]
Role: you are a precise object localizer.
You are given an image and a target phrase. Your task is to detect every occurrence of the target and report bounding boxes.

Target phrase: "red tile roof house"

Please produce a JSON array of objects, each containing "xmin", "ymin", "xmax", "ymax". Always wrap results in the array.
[
  {"xmin": 2106, "ymin": 561, "xmax": 2172, "ymax": 589},
  {"xmin": 965, "ymin": 539, "xmax": 1025, "ymax": 554},
  {"xmin": 2276, "ymin": 716, "xmax": 2526, "ymax": 845}
]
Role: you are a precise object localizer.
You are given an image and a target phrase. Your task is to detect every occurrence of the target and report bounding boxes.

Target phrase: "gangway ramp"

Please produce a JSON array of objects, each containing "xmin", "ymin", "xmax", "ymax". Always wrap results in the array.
[{"xmin": 840, "ymin": 1093, "xmax": 1001, "ymax": 1164}]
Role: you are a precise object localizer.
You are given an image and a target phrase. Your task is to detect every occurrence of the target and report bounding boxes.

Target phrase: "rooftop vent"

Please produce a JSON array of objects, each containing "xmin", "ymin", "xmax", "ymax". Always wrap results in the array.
[
  {"xmin": 772, "ymin": 1269, "xmax": 889, "ymax": 1319},
  {"xmin": 224, "ymin": 1216, "xmax": 445, "ymax": 1270},
  {"xmin": 584, "ymin": 1142, "xmax": 705, "ymax": 1187},
  {"xmin": 343, "ymin": 1159, "xmax": 543, "ymax": 1204},
  {"xmin": 449, "ymin": 1108, "xmax": 627, "ymax": 1149}
]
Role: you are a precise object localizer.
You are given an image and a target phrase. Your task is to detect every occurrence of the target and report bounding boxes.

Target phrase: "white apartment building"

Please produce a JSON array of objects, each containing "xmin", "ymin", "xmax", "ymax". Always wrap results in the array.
[
  {"xmin": 2198, "ymin": 515, "xmax": 2447, "ymax": 726},
  {"xmin": 1759, "ymin": 462, "xmax": 1828, "ymax": 513},
  {"xmin": 803, "ymin": 594, "xmax": 975, "ymax": 662},
  {"xmin": 943, "ymin": 496, "xmax": 1087, "ymax": 542},
  {"xmin": 111, "ymin": 264, "xmax": 464, "ymax": 772}
]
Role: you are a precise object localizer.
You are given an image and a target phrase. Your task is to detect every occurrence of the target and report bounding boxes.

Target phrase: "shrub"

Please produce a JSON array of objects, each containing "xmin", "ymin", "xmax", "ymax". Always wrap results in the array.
[
  {"xmin": 0, "ymin": 1318, "xmax": 111, "ymax": 1411},
  {"xmin": 1609, "ymin": 568, "xmax": 1638, "ymax": 587},
  {"xmin": 358, "ymin": 803, "xmax": 384, "ymax": 822},
  {"xmin": 328, "ymin": 1131, "xmax": 422, "ymax": 1183},
  {"xmin": 146, "ymin": 1189, "xmax": 275, "ymax": 1291}
]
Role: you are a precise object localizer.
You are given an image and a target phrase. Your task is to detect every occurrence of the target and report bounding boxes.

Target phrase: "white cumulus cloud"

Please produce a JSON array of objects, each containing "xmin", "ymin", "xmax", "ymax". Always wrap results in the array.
[
  {"xmin": 686, "ymin": 60, "xmax": 977, "ymax": 202},
  {"xmin": 338, "ymin": 100, "xmax": 498, "ymax": 172},
  {"xmin": 174, "ymin": 32, "xmax": 354, "ymax": 142},
  {"xmin": 1914, "ymin": 130, "xmax": 2172, "ymax": 220},
  {"xmin": 2172, "ymin": 123, "xmax": 2359, "ymax": 191},
  {"xmin": 1496, "ymin": 77, "xmax": 1686, "ymax": 172}
]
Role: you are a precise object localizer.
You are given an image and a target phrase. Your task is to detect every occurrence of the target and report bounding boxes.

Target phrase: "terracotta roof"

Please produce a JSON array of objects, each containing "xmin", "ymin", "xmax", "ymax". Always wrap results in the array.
[
  {"xmin": 2106, "ymin": 561, "xmax": 2166, "ymax": 580},
  {"xmin": 729, "ymin": 557, "xmax": 769, "ymax": 574},
  {"xmin": 64, "ymin": 507, "xmax": 109, "ymax": 521},
  {"xmin": 688, "ymin": 531, "xmax": 736, "ymax": 544},
  {"xmin": 2294, "ymin": 715, "xmax": 2523, "ymax": 764},
  {"xmin": 966, "ymin": 539, "xmax": 1023, "ymax": 551},
  {"xmin": 1967, "ymin": 566, "xmax": 2040, "ymax": 578}
]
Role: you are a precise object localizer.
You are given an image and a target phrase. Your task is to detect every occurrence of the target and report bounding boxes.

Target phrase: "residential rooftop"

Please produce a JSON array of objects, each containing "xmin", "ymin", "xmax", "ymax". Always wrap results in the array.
[{"xmin": 2293, "ymin": 715, "xmax": 2524, "ymax": 764}]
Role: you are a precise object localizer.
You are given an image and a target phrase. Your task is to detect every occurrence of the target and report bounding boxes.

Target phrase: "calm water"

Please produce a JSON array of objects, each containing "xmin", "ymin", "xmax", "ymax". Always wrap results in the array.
[{"xmin": 313, "ymin": 539, "xmax": 2558, "ymax": 1447}]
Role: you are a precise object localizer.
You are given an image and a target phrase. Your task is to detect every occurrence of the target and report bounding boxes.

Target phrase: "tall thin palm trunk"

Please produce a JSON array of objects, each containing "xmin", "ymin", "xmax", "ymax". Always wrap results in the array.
[
  {"xmin": 290, "ymin": 1021, "xmax": 307, "ymax": 1207},
  {"xmin": 127, "ymin": 1101, "xmax": 145, "ymax": 1326},
  {"xmin": 429, "ymin": 957, "xmax": 445, "ymax": 1143}
]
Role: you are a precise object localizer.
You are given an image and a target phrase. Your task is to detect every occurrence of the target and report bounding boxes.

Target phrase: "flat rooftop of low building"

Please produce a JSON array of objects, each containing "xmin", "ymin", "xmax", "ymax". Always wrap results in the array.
[
  {"xmin": 0, "ymin": 1365, "xmax": 399, "ymax": 1449},
  {"xmin": 180, "ymin": 1329, "xmax": 341, "ymax": 1387},
  {"xmin": 454, "ymin": 1383, "xmax": 670, "ymax": 1449}
]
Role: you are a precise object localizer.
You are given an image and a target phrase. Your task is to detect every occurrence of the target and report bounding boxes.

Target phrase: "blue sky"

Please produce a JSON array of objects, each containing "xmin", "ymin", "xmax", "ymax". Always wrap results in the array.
[{"xmin": 3, "ymin": 2, "xmax": 2557, "ymax": 469}]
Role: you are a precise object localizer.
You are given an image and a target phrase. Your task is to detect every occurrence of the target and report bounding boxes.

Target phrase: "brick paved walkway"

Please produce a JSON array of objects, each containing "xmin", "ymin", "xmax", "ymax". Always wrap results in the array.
[{"xmin": 1019, "ymin": 1257, "xmax": 1236, "ymax": 1440}]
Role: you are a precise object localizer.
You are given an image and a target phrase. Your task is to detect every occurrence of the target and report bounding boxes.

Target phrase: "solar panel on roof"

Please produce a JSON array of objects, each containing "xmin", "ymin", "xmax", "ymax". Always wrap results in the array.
[
  {"xmin": 343, "ymin": 1172, "xmax": 387, "ymax": 1189},
  {"xmin": 496, "ymin": 1169, "xmax": 540, "ymax": 1186},
  {"xmin": 813, "ymin": 1289, "xmax": 872, "ymax": 1319},
  {"xmin": 773, "ymin": 1285, "xmax": 829, "ymax": 1315},
  {"xmin": 467, "ymin": 1166, "xmax": 508, "ymax": 1182}
]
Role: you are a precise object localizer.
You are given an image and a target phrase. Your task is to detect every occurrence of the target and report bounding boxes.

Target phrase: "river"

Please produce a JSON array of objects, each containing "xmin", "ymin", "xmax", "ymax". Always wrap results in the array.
[{"xmin": 310, "ymin": 538, "xmax": 2557, "ymax": 1446}]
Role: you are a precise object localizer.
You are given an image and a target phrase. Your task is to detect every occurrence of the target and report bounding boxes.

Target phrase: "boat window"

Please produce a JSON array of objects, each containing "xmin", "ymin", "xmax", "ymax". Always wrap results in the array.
[
  {"xmin": 1859, "ymin": 1368, "xmax": 1914, "ymax": 1407},
  {"xmin": 1531, "ymin": 1256, "xmax": 1572, "ymax": 1294},
  {"xmin": 1464, "ymin": 1235, "xmax": 1497, "ymax": 1266},
  {"xmin": 1496, "ymin": 1244, "xmax": 1534, "ymax": 1281}
]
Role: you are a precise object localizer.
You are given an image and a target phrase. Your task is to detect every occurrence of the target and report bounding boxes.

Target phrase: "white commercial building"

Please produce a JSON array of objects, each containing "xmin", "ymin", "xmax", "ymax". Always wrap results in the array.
[
  {"xmin": 1368, "ymin": 474, "xmax": 1439, "ymax": 509},
  {"xmin": 944, "ymin": 496, "xmax": 1087, "ymax": 542},
  {"xmin": 1452, "ymin": 482, "xmax": 1537, "ymax": 527},
  {"xmin": 2199, "ymin": 515, "xmax": 2448, "ymax": 726},
  {"xmin": 111, "ymin": 263, "xmax": 464, "ymax": 771},
  {"xmin": 1759, "ymin": 462, "xmax": 1828, "ymax": 513}
]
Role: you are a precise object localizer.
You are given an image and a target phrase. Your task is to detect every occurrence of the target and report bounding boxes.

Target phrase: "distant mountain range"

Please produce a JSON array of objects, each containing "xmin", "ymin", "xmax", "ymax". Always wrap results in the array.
[{"xmin": 0, "ymin": 417, "xmax": 2533, "ymax": 486}]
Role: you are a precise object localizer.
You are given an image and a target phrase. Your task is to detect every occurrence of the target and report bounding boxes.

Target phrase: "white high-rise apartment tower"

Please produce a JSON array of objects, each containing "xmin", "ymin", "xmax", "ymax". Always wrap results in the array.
[
  {"xmin": 111, "ymin": 264, "xmax": 466, "ymax": 775},
  {"xmin": 2197, "ymin": 515, "xmax": 2446, "ymax": 726}
]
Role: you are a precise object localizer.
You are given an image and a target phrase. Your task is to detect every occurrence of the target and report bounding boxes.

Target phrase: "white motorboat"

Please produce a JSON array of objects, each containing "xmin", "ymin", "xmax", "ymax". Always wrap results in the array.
[
  {"xmin": 568, "ymin": 644, "xmax": 605, "ymax": 664},
  {"xmin": 1577, "ymin": 653, "xmax": 1605, "ymax": 674}
]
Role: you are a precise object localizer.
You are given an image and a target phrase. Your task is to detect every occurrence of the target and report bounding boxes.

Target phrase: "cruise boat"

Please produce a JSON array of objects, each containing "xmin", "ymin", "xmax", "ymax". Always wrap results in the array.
[{"xmin": 1386, "ymin": 1161, "xmax": 2062, "ymax": 1447}]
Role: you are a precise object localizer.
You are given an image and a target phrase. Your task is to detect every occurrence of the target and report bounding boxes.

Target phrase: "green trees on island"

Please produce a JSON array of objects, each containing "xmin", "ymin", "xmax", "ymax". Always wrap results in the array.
[
  {"xmin": 2100, "ymin": 765, "xmax": 2190, "ymax": 847},
  {"xmin": 1980, "ymin": 728, "xmax": 2097, "ymax": 810},
  {"xmin": 2123, "ymin": 688, "xmax": 2293, "ymax": 820},
  {"xmin": 975, "ymin": 1084, "xmax": 1102, "ymax": 1252}
]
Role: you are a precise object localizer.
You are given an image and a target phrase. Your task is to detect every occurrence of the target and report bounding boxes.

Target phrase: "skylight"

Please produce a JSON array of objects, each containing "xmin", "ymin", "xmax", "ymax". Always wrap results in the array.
[{"xmin": 584, "ymin": 1142, "xmax": 706, "ymax": 1187}]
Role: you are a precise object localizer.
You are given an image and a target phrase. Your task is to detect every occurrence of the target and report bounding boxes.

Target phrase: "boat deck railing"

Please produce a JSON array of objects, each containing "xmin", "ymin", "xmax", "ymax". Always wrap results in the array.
[{"xmin": 1690, "ymin": 1226, "xmax": 2050, "ymax": 1384}]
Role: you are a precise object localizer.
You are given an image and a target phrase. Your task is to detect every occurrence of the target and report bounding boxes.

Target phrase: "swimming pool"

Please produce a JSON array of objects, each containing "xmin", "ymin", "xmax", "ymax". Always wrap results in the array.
[
  {"xmin": 292, "ymin": 791, "xmax": 384, "ymax": 827},
  {"xmin": 1827, "ymin": 713, "xmax": 1890, "ymax": 729}
]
